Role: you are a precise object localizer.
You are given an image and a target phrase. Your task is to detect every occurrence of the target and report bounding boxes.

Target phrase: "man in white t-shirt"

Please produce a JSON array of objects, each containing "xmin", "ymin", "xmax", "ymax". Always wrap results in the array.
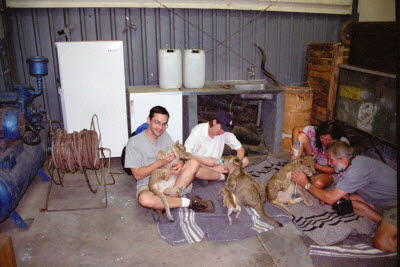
[{"xmin": 184, "ymin": 111, "xmax": 249, "ymax": 181}]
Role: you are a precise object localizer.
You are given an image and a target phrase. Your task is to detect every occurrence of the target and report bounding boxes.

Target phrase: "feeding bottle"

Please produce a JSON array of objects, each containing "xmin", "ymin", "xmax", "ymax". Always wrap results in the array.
[
  {"xmin": 215, "ymin": 159, "xmax": 223, "ymax": 164},
  {"xmin": 293, "ymin": 141, "xmax": 301, "ymax": 156}
]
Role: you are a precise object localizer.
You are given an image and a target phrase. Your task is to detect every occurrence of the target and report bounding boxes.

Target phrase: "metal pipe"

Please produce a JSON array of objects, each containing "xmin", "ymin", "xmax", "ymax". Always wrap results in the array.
[{"xmin": 257, "ymin": 100, "xmax": 262, "ymax": 127}]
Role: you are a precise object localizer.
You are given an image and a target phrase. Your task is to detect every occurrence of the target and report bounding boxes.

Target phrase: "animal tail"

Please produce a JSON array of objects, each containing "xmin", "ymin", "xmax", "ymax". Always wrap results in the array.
[
  {"xmin": 252, "ymin": 184, "xmax": 282, "ymax": 227},
  {"xmin": 256, "ymin": 204, "xmax": 283, "ymax": 227},
  {"xmin": 154, "ymin": 190, "xmax": 174, "ymax": 222}
]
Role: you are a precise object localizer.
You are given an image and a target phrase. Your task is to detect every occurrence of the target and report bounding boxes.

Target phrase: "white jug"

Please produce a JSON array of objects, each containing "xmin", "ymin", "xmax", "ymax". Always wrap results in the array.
[
  {"xmin": 183, "ymin": 49, "xmax": 205, "ymax": 89},
  {"xmin": 158, "ymin": 49, "xmax": 182, "ymax": 89}
]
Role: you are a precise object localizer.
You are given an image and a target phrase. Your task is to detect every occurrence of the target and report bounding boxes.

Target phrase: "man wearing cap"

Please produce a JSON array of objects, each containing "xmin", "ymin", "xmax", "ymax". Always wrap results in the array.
[{"xmin": 184, "ymin": 110, "xmax": 250, "ymax": 181}]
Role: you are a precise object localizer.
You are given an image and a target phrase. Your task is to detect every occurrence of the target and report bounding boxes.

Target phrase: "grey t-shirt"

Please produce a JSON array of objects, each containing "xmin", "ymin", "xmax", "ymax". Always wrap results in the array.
[
  {"xmin": 336, "ymin": 155, "xmax": 397, "ymax": 209},
  {"xmin": 124, "ymin": 130, "xmax": 173, "ymax": 187}
]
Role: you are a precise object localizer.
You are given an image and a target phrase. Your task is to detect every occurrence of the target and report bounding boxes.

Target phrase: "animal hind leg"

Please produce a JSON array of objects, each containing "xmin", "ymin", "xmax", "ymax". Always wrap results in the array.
[
  {"xmin": 297, "ymin": 187, "xmax": 313, "ymax": 206},
  {"xmin": 163, "ymin": 186, "xmax": 185, "ymax": 196},
  {"xmin": 287, "ymin": 197, "xmax": 303, "ymax": 207},
  {"xmin": 227, "ymin": 208, "xmax": 233, "ymax": 225},
  {"xmin": 236, "ymin": 205, "xmax": 241, "ymax": 219}
]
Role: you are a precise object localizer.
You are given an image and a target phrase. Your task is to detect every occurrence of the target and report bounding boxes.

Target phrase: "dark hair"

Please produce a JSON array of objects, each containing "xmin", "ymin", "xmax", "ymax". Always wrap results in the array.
[
  {"xmin": 208, "ymin": 118, "xmax": 216, "ymax": 127},
  {"xmin": 315, "ymin": 120, "xmax": 345, "ymax": 152},
  {"xmin": 149, "ymin": 106, "xmax": 169, "ymax": 119}
]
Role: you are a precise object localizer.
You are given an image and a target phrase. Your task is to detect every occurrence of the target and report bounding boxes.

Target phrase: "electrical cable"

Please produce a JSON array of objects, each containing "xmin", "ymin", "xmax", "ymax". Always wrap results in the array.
[
  {"xmin": 153, "ymin": 0, "xmax": 278, "ymax": 78},
  {"xmin": 47, "ymin": 115, "xmax": 115, "ymax": 193}
]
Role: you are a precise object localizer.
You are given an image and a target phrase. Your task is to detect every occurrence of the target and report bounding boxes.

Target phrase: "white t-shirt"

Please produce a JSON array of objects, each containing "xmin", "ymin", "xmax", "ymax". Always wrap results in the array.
[{"xmin": 184, "ymin": 122, "xmax": 242, "ymax": 159}]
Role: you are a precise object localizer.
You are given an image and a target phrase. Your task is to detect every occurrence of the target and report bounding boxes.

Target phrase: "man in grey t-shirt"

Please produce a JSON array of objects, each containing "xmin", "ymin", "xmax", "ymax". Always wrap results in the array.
[
  {"xmin": 291, "ymin": 140, "xmax": 397, "ymax": 252},
  {"xmin": 125, "ymin": 106, "xmax": 216, "ymax": 221}
]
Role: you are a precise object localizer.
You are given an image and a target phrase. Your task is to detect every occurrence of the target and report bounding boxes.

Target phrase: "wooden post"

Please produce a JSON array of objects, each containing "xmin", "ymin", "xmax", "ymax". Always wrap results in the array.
[{"xmin": 327, "ymin": 44, "xmax": 344, "ymax": 120}]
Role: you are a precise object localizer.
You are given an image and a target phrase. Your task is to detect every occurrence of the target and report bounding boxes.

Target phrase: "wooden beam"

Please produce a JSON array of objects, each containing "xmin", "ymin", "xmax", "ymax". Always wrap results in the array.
[
  {"xmin": 326, "ymin": 44, "xmax": 343, "ymax": 120},
  {"xmin": 6, "ymin": 0, "xmax": 352, "ymax": 15}
]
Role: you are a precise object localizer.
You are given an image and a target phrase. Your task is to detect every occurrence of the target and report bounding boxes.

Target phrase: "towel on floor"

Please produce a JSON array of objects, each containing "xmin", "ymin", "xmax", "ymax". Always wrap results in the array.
[
  {"xmin": 157, "ymin": 156, "xmax": 377, "ymax": 247},
  {"xmin": 157, "ymin": 156, "xmax": 292, "ymax": 245},
  {"xmin": 289, "ymin": 192, "xmax": 377, "ymax": 246},
  {"xmin": 302, "ymin": 232, "xmax": 397, "ymax": 266}
]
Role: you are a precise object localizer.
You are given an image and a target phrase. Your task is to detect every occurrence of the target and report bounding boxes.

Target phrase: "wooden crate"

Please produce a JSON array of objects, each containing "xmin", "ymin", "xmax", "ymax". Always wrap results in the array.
[
  {"xmin": 281, "ymin": 86, "xmax": 313, "ymax": 152},
  {"xmin": 304, "ymin": 43, "xmax": 349, "ymax": 125}
]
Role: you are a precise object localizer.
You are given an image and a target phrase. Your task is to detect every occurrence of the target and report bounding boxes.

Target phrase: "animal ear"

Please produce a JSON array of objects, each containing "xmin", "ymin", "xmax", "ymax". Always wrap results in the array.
[
  {"xmin": 311, "ymin": 153, "xmax": 315, "ymax": 159},
  {"xmin": 174, "ymin": 140, "xmax": 179, "ymax": 145}
]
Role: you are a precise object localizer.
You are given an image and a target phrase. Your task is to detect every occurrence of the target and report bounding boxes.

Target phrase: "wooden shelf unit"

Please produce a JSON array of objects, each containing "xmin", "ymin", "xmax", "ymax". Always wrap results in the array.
[{"xmin": 304, "ymin": 43, "xmax": 349, "ymax": 125}]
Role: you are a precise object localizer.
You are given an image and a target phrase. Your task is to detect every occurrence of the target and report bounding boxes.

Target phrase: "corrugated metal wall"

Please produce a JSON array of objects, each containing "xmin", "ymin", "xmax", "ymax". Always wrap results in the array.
[
  {"xmin": 6, "ymin": 7, "xmax": 350, "ymax": 121},
  {"xmin": 0, "ymin": 2, "xmax": 13, "ymax": 91}
]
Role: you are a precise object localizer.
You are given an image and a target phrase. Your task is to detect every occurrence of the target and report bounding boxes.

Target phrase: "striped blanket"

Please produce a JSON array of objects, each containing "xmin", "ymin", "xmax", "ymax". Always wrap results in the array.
[
  {"xmin": 157, "ymin": 156, "xmax": 382, "ymax": 253},
  {"xmin": 157, "ymin": 205, "xmax": 278, "ymax": 245},
  {"xmin": 309, "ymin": 243, "xmax": 397, "ymax": 258},
  {"xmin": 157, "ymin": 156, "xmax": 292, "ymax": 245},
  {"xmin": 302, "ymin": 232, "xmax": 397, "ymax": 266},
  {"xmin": 289, "ymin": 188, "xmax": 377, "ymax": 246}
]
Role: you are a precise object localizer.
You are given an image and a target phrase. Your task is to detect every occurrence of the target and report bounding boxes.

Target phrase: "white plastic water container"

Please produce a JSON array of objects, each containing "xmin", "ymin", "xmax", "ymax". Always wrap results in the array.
[
  {"xmin": 158, "ymin": 49, "xmax": 182, "ymax": 89},
  {"xmin": 183, "ymin": 49, "xmax": 205, "ymax": 89}
]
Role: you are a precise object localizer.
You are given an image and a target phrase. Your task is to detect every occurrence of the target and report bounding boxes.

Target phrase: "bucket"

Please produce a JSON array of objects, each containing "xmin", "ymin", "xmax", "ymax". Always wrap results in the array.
[
  {"xmin": 158, "ymin": 49, "xmax": 182, "ymax": 89},
  {"xmin": 183, "ymin": 49, "xmax": 205, "ymax": 88},
  {"xmin": 281, "ymin": 86, "xmax": 313, "ymax": 152}
]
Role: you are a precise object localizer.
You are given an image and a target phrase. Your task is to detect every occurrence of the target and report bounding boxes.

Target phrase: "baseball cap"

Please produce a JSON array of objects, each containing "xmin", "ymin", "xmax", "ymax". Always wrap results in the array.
[{"xmin": 215, "ymin": 111, "xmax": 233, "ymax": 132}]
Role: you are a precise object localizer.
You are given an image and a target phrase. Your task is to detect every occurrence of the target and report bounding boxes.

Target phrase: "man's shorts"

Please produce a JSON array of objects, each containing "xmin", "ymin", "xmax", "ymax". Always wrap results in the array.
[
  {"xmin": 136, "ymin": 182, "xmax": 193, "ymax": 199},
  {"xmin": 382, "ymin": 202, "xmax": 397, "ymax": 227}
]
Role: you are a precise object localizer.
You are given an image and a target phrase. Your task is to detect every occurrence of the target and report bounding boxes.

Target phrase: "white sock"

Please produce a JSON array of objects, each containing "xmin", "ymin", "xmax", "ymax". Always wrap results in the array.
[
  {"xmin": 181, "ymin": 197, "xmax": 190, "ymax": 208},
  {"xmin": 218, "ymin": 173, "xmax": 226, "ymax": 181}
]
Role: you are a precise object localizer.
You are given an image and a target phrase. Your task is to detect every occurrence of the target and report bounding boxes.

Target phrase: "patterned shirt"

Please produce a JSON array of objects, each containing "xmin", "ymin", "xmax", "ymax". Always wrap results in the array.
[{"xmin": 303, "ymin": 126, "xmax": 349, "ymax": 181}]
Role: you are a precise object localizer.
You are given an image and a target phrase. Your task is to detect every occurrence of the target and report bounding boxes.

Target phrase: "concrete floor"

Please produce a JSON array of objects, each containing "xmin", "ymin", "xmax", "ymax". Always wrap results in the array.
[{"xmin": 0, "ymin": 153, "xmax": 315, "ymax": 266}]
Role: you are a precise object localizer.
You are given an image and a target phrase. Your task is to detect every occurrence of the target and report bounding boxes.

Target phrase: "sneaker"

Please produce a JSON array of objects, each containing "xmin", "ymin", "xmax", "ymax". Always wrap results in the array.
[{"xmin": 188, "ymin": 196, "xmax": 214, "ymax": 213}]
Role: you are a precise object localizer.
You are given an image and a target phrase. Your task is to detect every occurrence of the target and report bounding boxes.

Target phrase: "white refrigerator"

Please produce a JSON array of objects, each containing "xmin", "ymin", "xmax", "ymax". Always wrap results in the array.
[
  {"xmin": 56, "ymin": 41, "xmax": 128, "ymax": 157},
  {"xmin": 128, "ymin": 89, "xmax": 183, "ymax": 143}
]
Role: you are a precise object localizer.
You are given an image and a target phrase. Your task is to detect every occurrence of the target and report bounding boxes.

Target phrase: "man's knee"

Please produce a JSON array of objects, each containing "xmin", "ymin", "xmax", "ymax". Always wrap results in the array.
[
  {"xmin": 311, "ymin": 174, "xmax": 332, "ymax": 189},
  {"xmin": 373, "ymin": 221, "xmax": 397, "ymax": 252},
  {"xmin": 138, "ymin": 192, "xmax": 155, "ymax": 208},
  {"xmin": 311, "ymin": 179, "xmax": 325, "ymax": 189},
  {"xmin": 297, "ymin": 132, "xmax": 309, "ymax": 143},
  {"xmin": 373, "ymin": 234, "xmax": 397, "ymax": 252},
  {"xmin": 184, "ymin": 158, "xmax": 200, "ymax": 171},
  {"xmin": 373, "ymin": 235, "xmax": 388, "ymax": 251}
]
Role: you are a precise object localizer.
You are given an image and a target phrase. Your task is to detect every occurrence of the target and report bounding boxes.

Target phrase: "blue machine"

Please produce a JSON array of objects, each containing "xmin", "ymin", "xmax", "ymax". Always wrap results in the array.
[{"xmin": 0, "ymin": 56, "xmax": 50, "ymax": 228}]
